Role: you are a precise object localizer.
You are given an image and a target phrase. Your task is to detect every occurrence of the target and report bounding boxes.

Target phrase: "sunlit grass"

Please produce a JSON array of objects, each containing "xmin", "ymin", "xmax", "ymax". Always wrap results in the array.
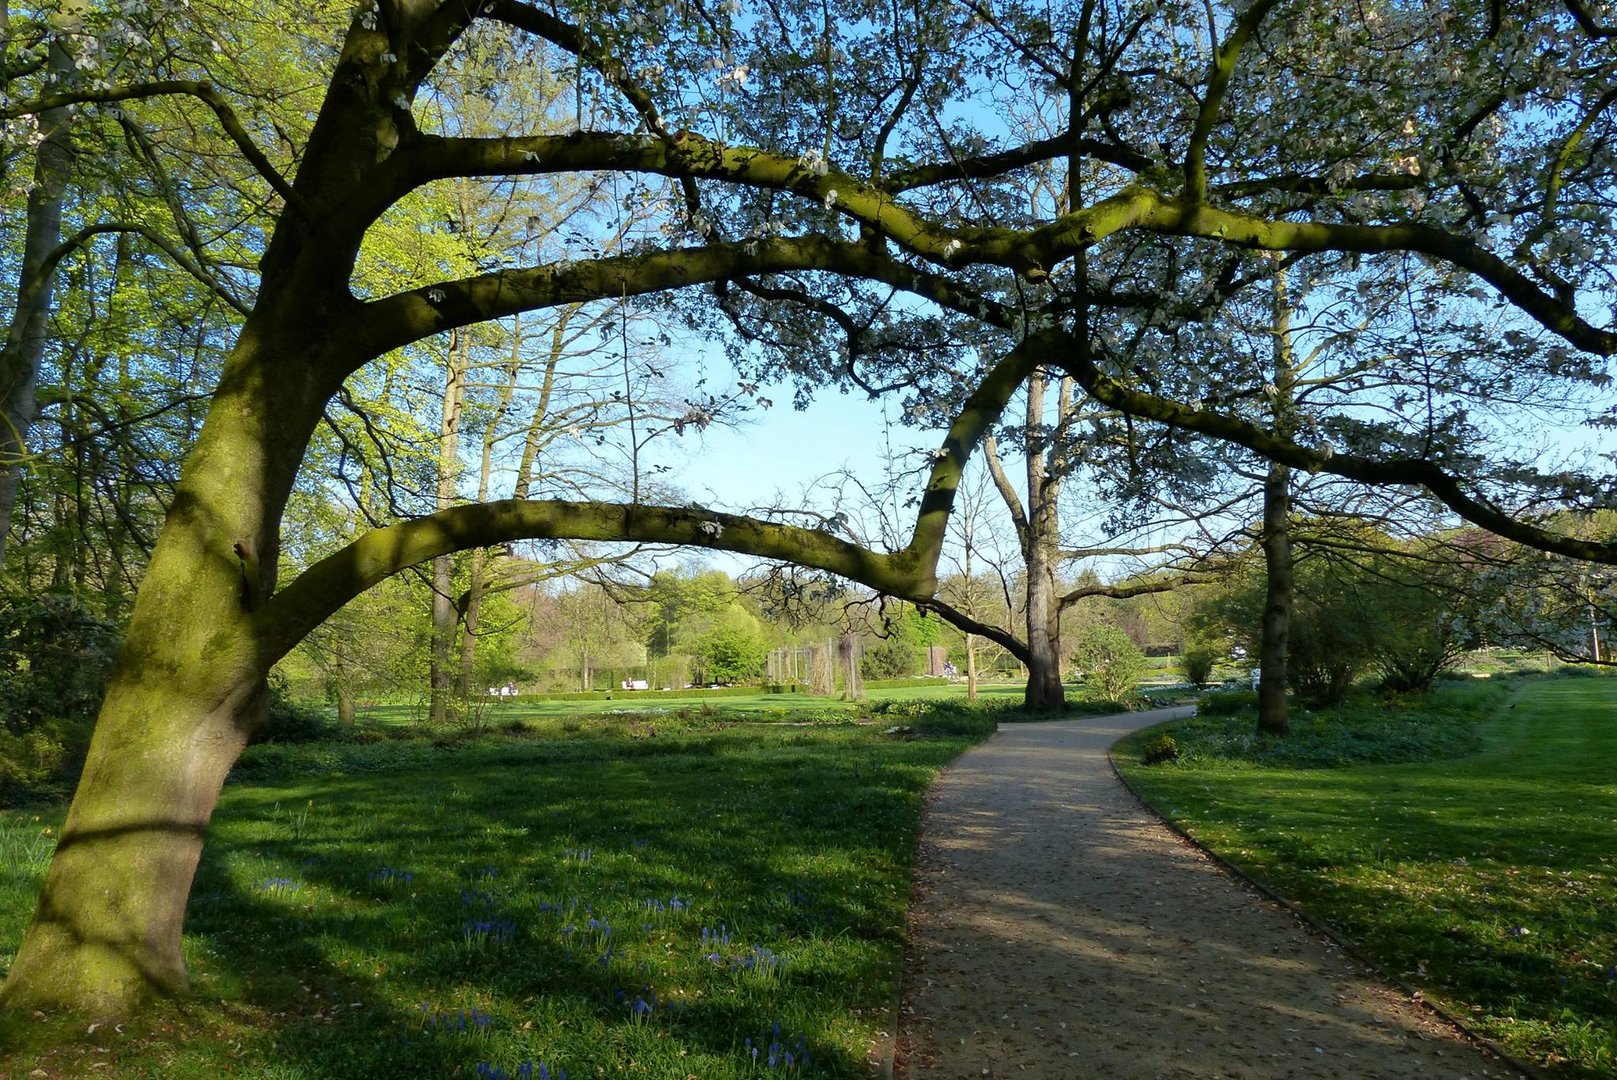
[
  {"xmin": 351, "ymin": 680, "xmax": 1031, "ymax": 725},
  {"xmin": 0, "ymin": 710, "xmax": 994, "ymax": 1078},
  {"xmin": 1116, "ymin": 677, "xmax": 1617, "ymax": 1078}
]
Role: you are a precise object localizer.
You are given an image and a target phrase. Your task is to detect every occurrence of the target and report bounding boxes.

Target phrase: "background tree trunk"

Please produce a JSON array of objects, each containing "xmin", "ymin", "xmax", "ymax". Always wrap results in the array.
[
  {"xmin": 1258, "ymin": 459, "xmax": 1292, "ymax": 735},
  {"xmin": 0, "ymin": 29, "xmax": 75, "ymax": 569},
  {"xmin": 1020, "ymin": 372, "xmax": 1068, "ymax": 711},
  {"xmin": 1258, "ymin": 261, "xmax": 1297, "ymax": 736},
  {"xmin": 965, "ymin": 632, "xmax": 978, "ymax": 700},
  {"xmin": 429, "ymin": 332, "xmax": 468, "ymax": 724},
  {"xmin": 1022, "ymin": 540, "xmax": 1066, "ymax": 710}
]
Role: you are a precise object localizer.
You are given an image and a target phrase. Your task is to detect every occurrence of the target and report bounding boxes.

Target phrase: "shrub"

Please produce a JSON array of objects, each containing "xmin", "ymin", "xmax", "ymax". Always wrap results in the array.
[
  {"xmin": 854, "ymin": 697, "xmax": 1004, "ymax": 737},
  {"xmin": 254, "ymin": 673, "xmax": 338, "ymax": 744},
  {"xmin": 691, "ymin": 623, "xmax": 767, "ymax": 684},
  {"xmin": 1552, "ymin": 664, "xmax": 1617, "ymax": 679},
  {"xmin": 1070, "ymin": 625, "xmax": 1148, "ymax": 701},
  {"xmin": 904, "ymin": 701, "xmax": 1004, "ymax": 738},
  {"xmin": 1198, "ymin": 689, "xmax": 1258, "ymax": 716},
  {"xmin": 1141, "ymin": 733, "xmax": 1179, "ymax": 765},
  {"xmin": 1180, "ymin": 647, "xmax": 1219, "ymax": 690},
  {"xmin": 0, "ymin": 729, "xmax": 72, "ymax": 797},
  {"xmin": 860, "ymin": 634, "xmax": 920, "ymax": 679},
  {"xmin": 0, "ymin": 590, "xmax": 119, "ymax": 800}
]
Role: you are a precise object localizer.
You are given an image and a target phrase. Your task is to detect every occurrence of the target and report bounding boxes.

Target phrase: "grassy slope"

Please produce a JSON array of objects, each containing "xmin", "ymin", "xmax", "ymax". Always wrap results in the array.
[
  {"xmin": 1, "ymin": 718, "xmax": 991, "ymax": 1078},
  {"xmin": 1117, "ymin": 678, "xmax": 1617, "ymax": 1078}
]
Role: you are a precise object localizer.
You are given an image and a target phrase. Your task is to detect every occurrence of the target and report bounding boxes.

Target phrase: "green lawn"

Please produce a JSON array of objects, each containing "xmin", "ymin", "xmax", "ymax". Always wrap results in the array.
[
  {"xmin": 1, "ymin": 710, "xmax": 995, "ymax": 1078},
  {"xmin": 1116, "ymin": 677, "xmax": 1617, "ymax": 1078},
  {"xmin": 354, "ymin": 680, "xmax": 1029, "ymax": 725}
]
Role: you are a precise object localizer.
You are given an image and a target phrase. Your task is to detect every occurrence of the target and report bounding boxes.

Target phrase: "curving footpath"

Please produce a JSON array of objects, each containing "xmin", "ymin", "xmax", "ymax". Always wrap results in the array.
[{"xmin": 893, "ymin": 707, "xmax": 1527, "ymax": 1079}]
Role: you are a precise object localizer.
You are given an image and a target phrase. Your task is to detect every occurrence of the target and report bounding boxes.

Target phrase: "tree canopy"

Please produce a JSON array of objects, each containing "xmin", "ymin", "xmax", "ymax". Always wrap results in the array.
[{"xmin": 1, "ymin": 0, "xmax": 1616, "ymax": 1014}]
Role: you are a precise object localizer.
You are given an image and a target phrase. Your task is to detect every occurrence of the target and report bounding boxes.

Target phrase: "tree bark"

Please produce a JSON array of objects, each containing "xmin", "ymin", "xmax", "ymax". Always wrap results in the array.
[
  {"xmin": 428, "ymin": 331, "xmax": 467, "ymax": 724},
  {"xmin": 965, "ymin": 632, "xmax": 978, "ymax": 701},
  {"xmin": 332, "ymin": 629, "xmax": 357, "ymax": 725},
  {"xmin": 1022, "ymin": 541, "xmax": 1065, "ymax": 710},
  {"xmin": 0, "ymin": 310, "xmax": 327, "ymax": 1012},
  {"xmin": 456, "ymin": 328, "xmax": 522, "ymax": 698},
  {"xmin": 1257, "ymin": 458, "xmax": 1292, "ymax": 736},
  {"xmin": 0, "ymin": 30, "xmax": 75, "ymax": 569},
  {"xmin": 1257, "ymin": 261, "xmax": 1296, "ymax": 737},
  {"xmin": 1019, "ymin": 371, "xmax": 1068, "ymax": 712}
]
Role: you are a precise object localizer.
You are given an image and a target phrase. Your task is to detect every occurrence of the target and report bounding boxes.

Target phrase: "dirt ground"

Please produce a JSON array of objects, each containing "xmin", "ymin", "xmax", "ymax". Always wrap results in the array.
[{"xmin": 892, "ymin": 707, "xmax": 1529, "ymax": 1080}]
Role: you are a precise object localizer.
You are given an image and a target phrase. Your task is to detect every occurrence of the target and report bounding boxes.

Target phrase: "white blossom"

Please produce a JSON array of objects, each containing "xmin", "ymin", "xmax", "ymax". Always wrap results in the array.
[{"xmin": 797, "ymin": 150, "xmax": 829, "ymax": 177}]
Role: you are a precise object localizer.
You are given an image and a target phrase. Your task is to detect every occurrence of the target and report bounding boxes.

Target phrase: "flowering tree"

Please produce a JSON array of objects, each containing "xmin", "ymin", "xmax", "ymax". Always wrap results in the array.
[{"xmin": 2, "ymin": 0, "xmax": 1617, "ymax": 1015}]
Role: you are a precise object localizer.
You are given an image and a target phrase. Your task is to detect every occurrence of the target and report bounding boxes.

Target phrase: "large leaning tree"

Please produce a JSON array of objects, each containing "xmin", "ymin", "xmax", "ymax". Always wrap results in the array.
[{"xmin": 2, "ymin": 0, "xmax": 1617, "ymax": 1014}]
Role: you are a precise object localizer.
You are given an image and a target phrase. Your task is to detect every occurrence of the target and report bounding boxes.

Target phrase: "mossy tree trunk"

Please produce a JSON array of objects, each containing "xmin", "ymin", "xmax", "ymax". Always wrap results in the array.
[
  {"xmin": 0, "ymin": 301, "xmax": 335, "ymax": 1011},
  {"xmin": 0, "ymin": 6, "xmax": 413, "ymax": 1011}
]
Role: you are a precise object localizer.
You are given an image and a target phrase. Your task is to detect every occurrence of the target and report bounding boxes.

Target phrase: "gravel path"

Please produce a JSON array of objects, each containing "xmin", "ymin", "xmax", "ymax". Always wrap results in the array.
[{"xmin": 893, "ymin": 707, "xmax": 1526, "ymax": 1079}]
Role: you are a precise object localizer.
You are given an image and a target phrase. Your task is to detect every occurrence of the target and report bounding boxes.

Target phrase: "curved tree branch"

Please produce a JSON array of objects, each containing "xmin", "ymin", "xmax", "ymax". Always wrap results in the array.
[
  {"xmin": 1185, "ymin": 0, "xmax": 1284, "ymax": 200},
  {"xmin": 397, "ymin": 128, "xmax": 1617, "ymax": 354},
  {"xmin": 1057, "ymin": 573, "xmax": 1209, "ymax": 612},
  {"xmin": 1, "ymin": 80, "xmax": 310, "ymax": 219},
  {"xmin": 485, "ymin": 0, "xmax": 703, "ymax": 213},
  {"xmin": 263, "ymin": 332, "xmax": 1043, "ymax": 666},
  {"xmin": 257, "ymin": 500, "xmax": 935, "ymax": 664},
  {"xmin": 1048, "ymin": 325, "xmax": 1617, "ymax": 564},
  {"xmin": 349, "ymin": 233, "xmax": 1019, "ymax": 366},
  {"xmin": 917, "ymin": 596, "xmax": 1032, "ymax": 663},
  {"xmin": 881, "ymin": 133, "xmax": 1152, "ymax": 192}
]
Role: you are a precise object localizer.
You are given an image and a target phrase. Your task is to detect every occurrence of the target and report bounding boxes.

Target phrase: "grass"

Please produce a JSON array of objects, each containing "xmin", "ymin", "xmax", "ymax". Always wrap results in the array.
[
  {"xmin": 340, "ymin": 681, "xmax": 1182, "ymax": 736},
  {"xmin": 352, "ymin": 680, "xmax": 1031, "ymax": 725},
  {"xmin": 1115, "ymin": 676, "xmax": 1617, "ymax": 1078},
  {"xmin": 0, "ymin": 705, "xmax": 999, "ymax": 1078}
]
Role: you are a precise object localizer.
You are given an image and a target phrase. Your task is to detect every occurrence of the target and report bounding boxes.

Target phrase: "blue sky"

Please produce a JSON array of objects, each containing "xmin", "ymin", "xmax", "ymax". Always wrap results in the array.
[{"xmin": 668, "ymin": 387, "xmax": 941, "ymax": 517}]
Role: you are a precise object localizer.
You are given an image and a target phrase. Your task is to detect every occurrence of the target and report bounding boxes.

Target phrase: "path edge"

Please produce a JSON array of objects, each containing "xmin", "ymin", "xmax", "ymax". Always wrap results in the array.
[
  {"xmin": 1105, "ymin": 733, "xmax": 1551, "ymax": 1080},
  {"xmin": 873, "ymin": 726, "xmax": 1008, "ymax": 1078}
]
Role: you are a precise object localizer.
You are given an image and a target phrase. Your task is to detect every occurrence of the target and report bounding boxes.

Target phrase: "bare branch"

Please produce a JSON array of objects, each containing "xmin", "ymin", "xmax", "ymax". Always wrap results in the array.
[
  {"xmin": 1051, "ymin": 325, "xmax": 1617, "ymax": 565},
  {"xmin": 1, "ymin": 80, "xmax": 310, "ymax": 219},
  {"xmin": 43, "ymin": 223, "xmax": 250, "ymax": 318},
  {"xmin": 1562, "ymin": 0, "xmax": 1617, "ymax": 37},
  {"xmin": 1057, "ymin": 573, "xmax": 1209, "ymax": 611}
]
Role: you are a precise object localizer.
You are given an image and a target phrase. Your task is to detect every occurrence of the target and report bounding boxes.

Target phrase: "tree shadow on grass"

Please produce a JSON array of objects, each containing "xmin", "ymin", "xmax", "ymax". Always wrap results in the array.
[{"xmin": 128, "ymin": 728, "xmax": 956, "ymax": 1077}]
